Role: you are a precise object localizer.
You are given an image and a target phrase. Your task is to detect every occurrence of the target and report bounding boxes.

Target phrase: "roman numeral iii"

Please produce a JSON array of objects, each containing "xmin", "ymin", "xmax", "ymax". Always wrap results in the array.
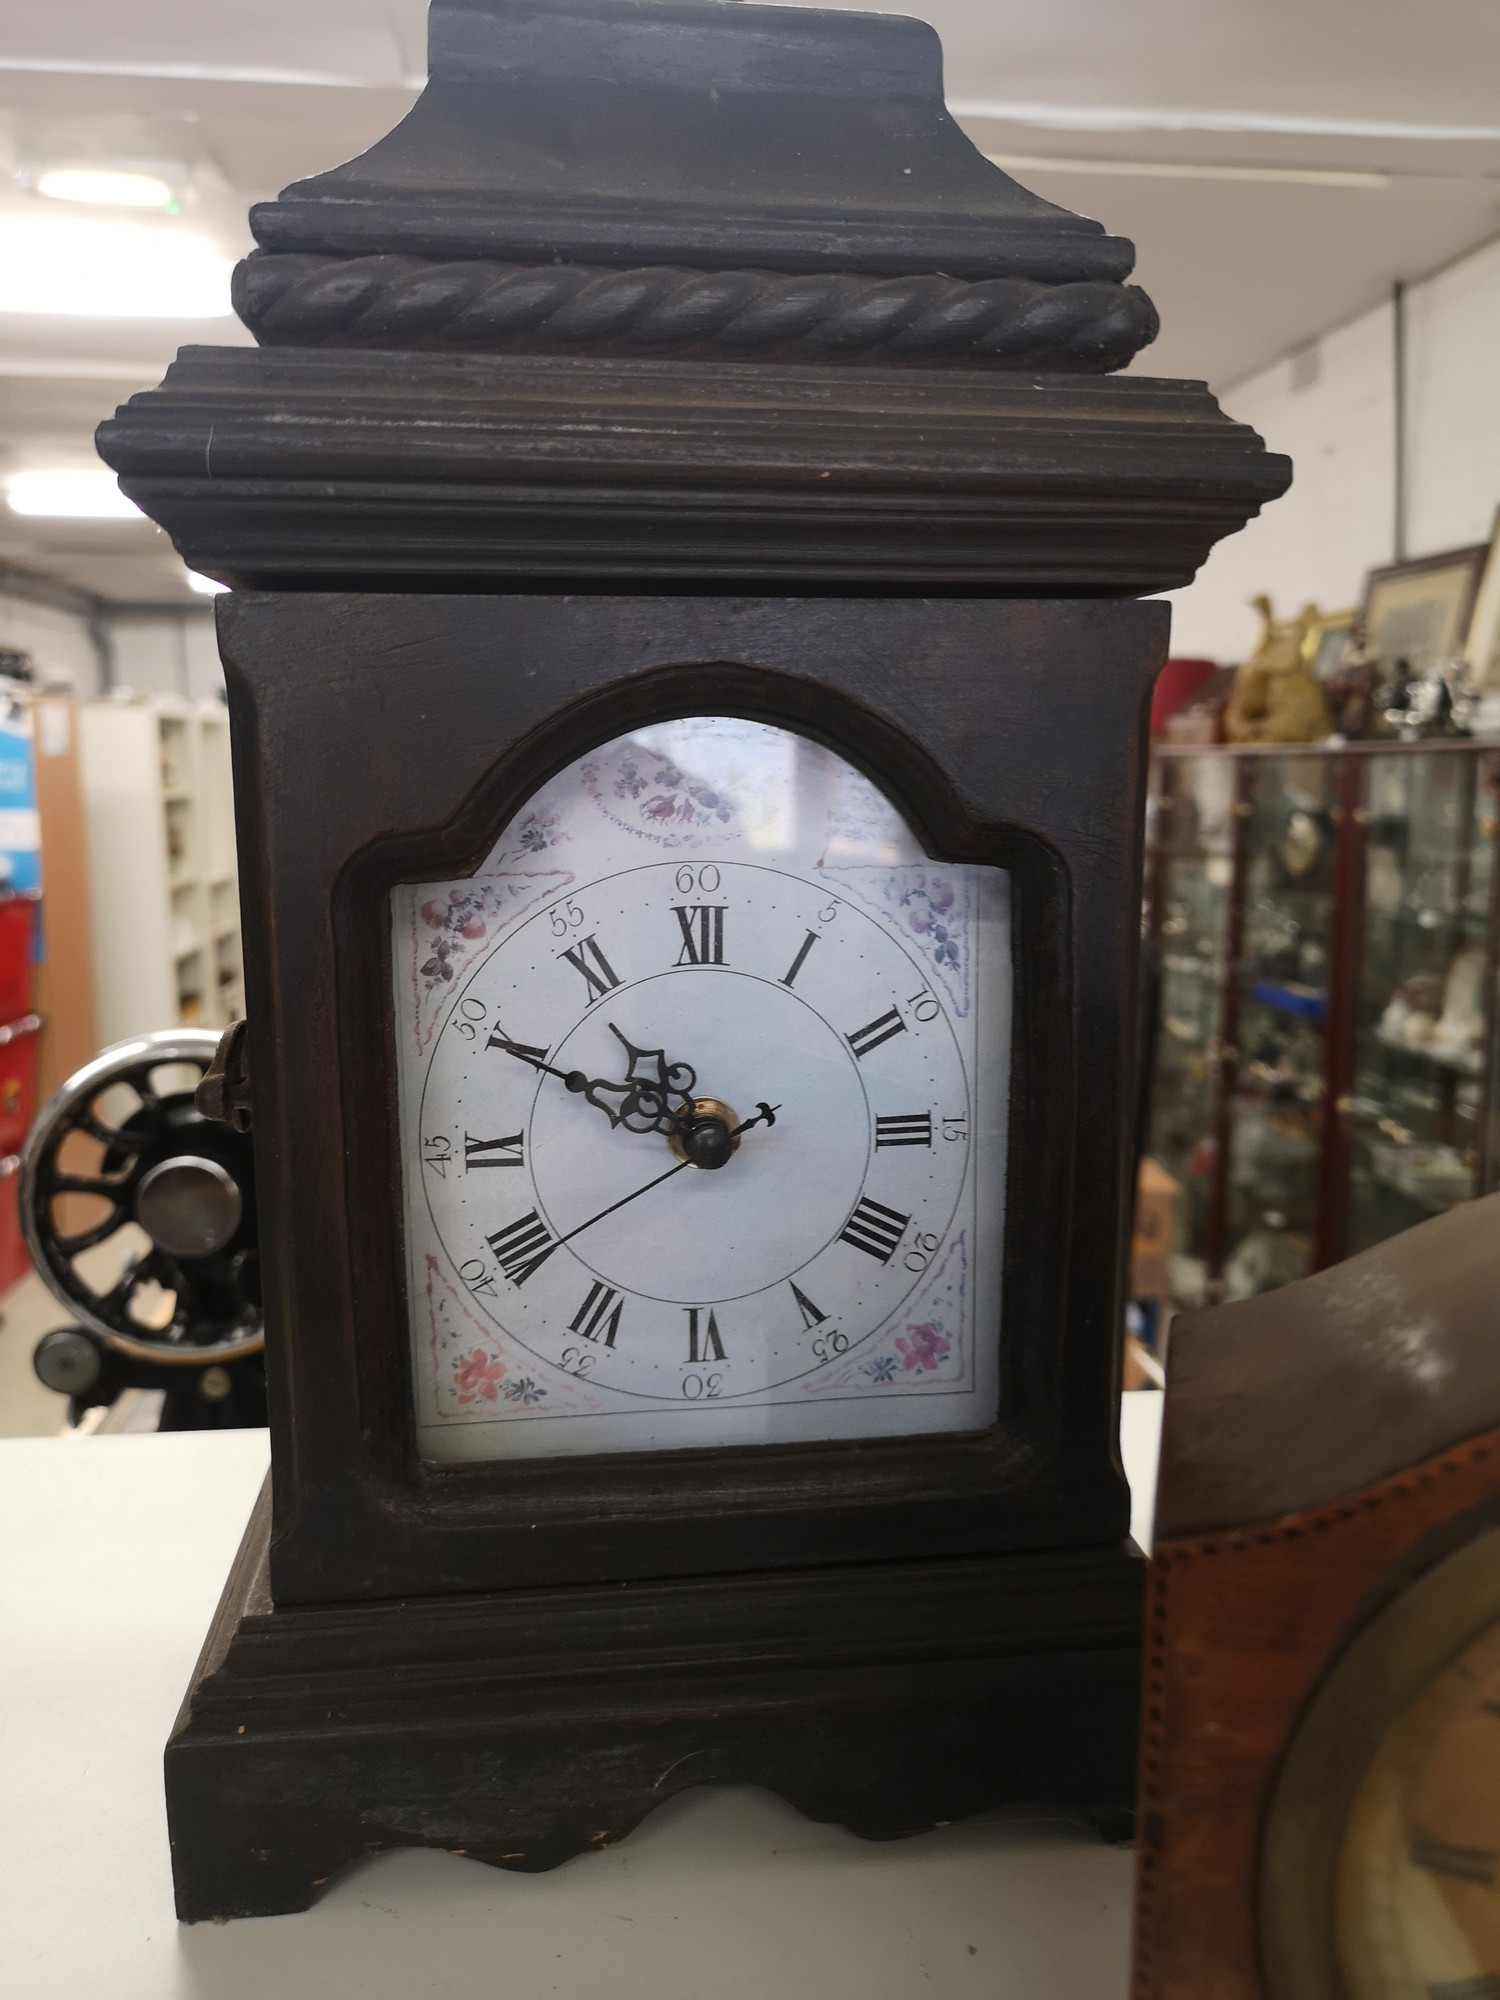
[
  {"xmin": 846, "ymin": 1007, "xmax": 906, "ymax": 1059},
  {"xmin": 570, "ymin": 1281, "xmax": 624, "ymax": 1348},
  {"xmin": 465, "ymin": 1131, "xmax": 524, "ymax": 1169},
  {"xmin": 673, "ymin": 904, "xmax": 726, "ymax": 966},
  {"xmin": 875, "ymin": 1113, "xmax": 932, "ymax": 1149},
  {"xmin": 685, "ymin": 1306, "xmax": 727, "ymax": 1363},
  {"xmin": 839, "ymin": 1195, "xmax": 910, "ymax": 1264},
  {"xmin": 559, "ymin": 933, "xmax": 621, "ymax": 1003},
  {"xmin": 486, "ymin": 1210, "xmax": 558, "ymax": 1287}
]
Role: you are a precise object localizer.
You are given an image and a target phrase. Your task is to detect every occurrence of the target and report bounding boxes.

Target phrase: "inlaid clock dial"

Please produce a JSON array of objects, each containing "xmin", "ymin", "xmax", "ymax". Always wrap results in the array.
[
  {"xmin": 1337, "ymin": 1614, "xmax": 1500, "ymax": 1999},
  {"xmin": 392, "ymin": 716, "xmax": 1010, "ymax": 1460}
]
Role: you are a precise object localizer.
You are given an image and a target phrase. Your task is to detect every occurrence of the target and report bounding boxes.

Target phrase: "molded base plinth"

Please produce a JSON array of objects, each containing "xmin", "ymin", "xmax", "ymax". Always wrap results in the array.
[{"xmin": 165, "ymin": 1481, "xmax": 1144, "ymax": 1921}]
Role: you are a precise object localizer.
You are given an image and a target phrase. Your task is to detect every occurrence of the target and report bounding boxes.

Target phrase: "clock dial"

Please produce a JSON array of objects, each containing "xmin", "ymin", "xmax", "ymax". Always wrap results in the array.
[
  {"xmin": 392, "ymin": 716, "xmax": 1010, "ymax": 1459},
  {"xmin": 1337, "ymin": 1615, "xmax": 1500, "ymax": 1999}
]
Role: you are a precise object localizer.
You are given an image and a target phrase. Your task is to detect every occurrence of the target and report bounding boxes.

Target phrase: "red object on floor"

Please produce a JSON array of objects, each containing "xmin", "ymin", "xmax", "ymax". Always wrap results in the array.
[
  {"xmin": 0, "ymin": 1154, "xmax": 27, "ymax": 1292},
  {"xmin": 1151, "ymin": 658, "xmax": 1219, "ymax": 736},
  {"xmin": 0, "ymin": 1013, "xmax": 42, "ymax": 1156},
  {"xmin": 0, "ymin": 893, "xmax": 34, "ymax": 1021}
]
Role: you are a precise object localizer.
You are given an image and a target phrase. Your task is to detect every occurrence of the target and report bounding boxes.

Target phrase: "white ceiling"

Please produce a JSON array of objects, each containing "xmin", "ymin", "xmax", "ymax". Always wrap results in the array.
[{"xmin": 2, "ymin": 0, "xmax": 1498, "ymax": 601}]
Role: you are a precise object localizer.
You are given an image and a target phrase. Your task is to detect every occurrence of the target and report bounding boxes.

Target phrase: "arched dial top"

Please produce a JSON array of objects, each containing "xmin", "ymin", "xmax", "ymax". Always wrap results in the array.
[{"xmin": 391, "ymin": 715, "xmax": 1011, "ymax": 1462}]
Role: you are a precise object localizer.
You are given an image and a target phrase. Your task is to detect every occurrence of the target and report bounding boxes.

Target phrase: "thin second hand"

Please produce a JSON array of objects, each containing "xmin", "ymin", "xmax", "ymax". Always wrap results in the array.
[{"xmin": 551, "ymin": 1103, "xmax": 780, "ymax": 1253}]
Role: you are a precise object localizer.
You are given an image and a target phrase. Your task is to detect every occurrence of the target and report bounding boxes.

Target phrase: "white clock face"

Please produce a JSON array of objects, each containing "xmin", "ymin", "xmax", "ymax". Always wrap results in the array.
[{"xmin": 392, "ymin": 716, "xmax": 1010, "ymax": 1461}]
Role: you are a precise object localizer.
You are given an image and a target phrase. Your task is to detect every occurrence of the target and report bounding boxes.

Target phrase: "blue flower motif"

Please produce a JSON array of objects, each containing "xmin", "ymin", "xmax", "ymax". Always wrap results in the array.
[
  {"xmin": 503, "ymin": 1377, "xmax": 546, "ymax": 1407},
  {"xmin": 864, "ymin": 1356, "xmax": 897, "ymax": 1383}
]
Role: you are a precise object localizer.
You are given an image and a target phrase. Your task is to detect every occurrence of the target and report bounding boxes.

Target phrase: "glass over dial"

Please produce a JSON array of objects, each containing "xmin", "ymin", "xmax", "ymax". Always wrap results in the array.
[
  {"xmin": 1337, "ymin": 1613, "xmax": 1500, "ymax": 1998},
  {"xmin": 391, "ymin": 715, "xmax": 1010, "ymax": 1461}
]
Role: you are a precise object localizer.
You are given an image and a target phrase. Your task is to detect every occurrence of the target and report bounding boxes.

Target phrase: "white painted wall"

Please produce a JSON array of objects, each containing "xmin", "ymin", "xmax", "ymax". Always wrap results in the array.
[
  {"xmin": 1164, "ymin": 231, "xmax": 1500, "ymax": 665},
  {"xmin": 0, "ymin": 593, "xmax": 223, "ymax": 701},
  {"xmin": 108, "ymin": 614, "xmax": 223, "ymax": 703},
  {"xmin": 0, "ymin": 590, "xmax": 103, "ymax": 695}
]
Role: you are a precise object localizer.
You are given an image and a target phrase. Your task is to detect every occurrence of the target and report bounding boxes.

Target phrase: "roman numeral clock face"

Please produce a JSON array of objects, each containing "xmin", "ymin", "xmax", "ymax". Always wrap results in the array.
[{"xmin": 392, "ymin": 717, "xmax": 1010, "ymax": 1460}]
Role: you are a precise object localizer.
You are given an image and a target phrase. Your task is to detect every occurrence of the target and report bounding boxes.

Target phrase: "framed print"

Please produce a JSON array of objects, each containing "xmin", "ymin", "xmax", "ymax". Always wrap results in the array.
[
  {"xmin": 1301, "ymin": 607, "xmax": 1355, "ymax": 683},
  {"xmin": 1359, "ymin": 545, "xmax": 1487, "ymax": 674}
]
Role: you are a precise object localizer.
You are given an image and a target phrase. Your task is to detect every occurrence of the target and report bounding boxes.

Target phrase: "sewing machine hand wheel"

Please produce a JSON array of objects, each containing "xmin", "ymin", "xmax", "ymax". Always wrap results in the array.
[{"xmin": 19, "ymin": 1030, "xmax": 262, "ymax": 1375}]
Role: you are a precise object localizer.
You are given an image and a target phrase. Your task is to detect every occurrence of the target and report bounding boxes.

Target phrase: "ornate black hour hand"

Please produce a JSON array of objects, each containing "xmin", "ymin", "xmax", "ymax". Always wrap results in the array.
[
  {"xmin": 489, "ymin": 1025, "xmax": 697, "ymax": 1138},
  {"xmin": 584, "ymin": 1023, "xmax": 698, "ymax": 1137}
]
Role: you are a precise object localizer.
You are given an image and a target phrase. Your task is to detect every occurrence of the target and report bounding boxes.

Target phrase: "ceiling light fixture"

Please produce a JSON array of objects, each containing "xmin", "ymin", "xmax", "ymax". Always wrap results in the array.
[
  {"xmin": 35, "ymin": 167, "xmax": 175, "ymax": 209},
  {"xmin": 0, "ymin": 218, "xmax": 233, "ymax": 319},
  {"xmin": 6, "ymin": 471, "xmax": 144, "ymax": 521}
]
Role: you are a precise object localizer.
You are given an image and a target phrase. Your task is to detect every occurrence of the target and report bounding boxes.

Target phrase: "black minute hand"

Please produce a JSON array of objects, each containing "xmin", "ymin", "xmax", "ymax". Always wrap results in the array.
[{"xmin": 551, "ymin": 1103, "xmax": 780, "ymax": 1254}]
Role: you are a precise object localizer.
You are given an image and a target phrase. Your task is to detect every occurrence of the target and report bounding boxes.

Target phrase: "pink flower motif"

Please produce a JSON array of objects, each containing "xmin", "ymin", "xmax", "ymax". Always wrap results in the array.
[
  {"xmin": 895, "ymin": 1321, "xmax": 950, "ymax": 1374},
  {"xmin": 420, "ymin": 900, "xmax": 447, "ymax": 929},
  {"xmin": 453, "ymin": 1347, "xmax": 507, "ymax": 1405}
]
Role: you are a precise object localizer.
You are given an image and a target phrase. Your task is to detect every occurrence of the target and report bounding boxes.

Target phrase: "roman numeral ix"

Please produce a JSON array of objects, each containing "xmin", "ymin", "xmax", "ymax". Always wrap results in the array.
[
  {"xmin": 686, "ymin": 1307, "xmax": 727, "ymax": 1363},
  {"xmin": 465, "ymin": 1131, "xmax": 524, "ymax": 1170},
  {"xmin": 570, "ymin": 1281, "xmax": 624, "ymax": 1348},
  {"xmin": 875, "ymin": 1113, "xmax": 933, "ymax": 1149},
  {"xmin": 673, "ymin": 904, "xmax": 726, "ymax": 966},
  {"xmin": 559, "ymin": 933, "xmax": 621, "ymax": 1003},
  {"xmin": 839, "ymin": 1196, "xmax": 910, "ymax": 1264},
  {"xmin": 847, "ymin": 1007, "xmax": 906, "ymax": 1060},
  {"xmin": 1410, "ymin": 1830, "xmax": 1497, "ymax": 1886},
  {"xmin": 486, "ymin": 1210, "xmax": 558, "ymax": 1287}
]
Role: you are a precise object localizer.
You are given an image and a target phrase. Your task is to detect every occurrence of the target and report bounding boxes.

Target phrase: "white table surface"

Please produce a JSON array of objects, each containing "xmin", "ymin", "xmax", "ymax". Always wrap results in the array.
[{"xmin": 0, "ymin": 1395, "xmax": 1161, "ymax": 2000}]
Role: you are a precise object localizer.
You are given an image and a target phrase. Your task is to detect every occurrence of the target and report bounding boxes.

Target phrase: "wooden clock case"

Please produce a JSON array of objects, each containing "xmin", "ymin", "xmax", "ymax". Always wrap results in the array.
[
  {"xmin": 1132, "ymin": 1191, "xmax": 1500, "ymax": 2000},
  {"xmin": 97, "ymin": 0, "xmax": 1289, "ymax": 1920}
]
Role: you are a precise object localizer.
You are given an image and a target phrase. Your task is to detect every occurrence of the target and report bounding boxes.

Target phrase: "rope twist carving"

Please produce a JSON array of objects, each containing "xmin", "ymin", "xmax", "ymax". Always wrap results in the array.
[{"xmin": 234, "ymin": 252, "xmax": 1158, "ymax": 371}]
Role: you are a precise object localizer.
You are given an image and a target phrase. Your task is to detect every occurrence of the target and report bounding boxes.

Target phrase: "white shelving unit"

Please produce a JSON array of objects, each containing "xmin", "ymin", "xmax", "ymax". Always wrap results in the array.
[{"xmin": 77, "ymin": 698, "xmax": 243, "ymax": 1047}]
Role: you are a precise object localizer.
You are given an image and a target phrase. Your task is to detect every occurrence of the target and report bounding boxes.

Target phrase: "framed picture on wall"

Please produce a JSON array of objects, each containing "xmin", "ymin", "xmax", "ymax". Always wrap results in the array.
[
  {"xmin": 1464, "ymin": 507, "xmax": 1500, "ymax": 689},
  {"xmin": 1301, "ymin": 607, "xmax": 1356, "ymax": 682},
  {"xmin": 1358, "ymin": 543, "xmax": 1488, "ymax": 673}
]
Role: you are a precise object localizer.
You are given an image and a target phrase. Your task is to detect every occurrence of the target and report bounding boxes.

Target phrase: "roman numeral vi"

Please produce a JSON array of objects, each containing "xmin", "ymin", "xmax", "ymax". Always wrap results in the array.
[
  {"xmin": 839, "ymin": 1196, "xmax": 910, "ymax": 1264},
  {"xmin": 559, "ymin": 933, "xmax": 621, "ymax": 1003},
  {"xmin": 686, "ymin": 1307, "xmax": 727, "ymax": 1363}
]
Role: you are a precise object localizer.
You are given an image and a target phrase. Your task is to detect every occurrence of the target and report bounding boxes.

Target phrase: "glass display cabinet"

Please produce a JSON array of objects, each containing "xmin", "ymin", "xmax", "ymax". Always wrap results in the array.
[{"xmin": 1145, "ymin": 741, "xmax": 1500, "ymax": 1304}]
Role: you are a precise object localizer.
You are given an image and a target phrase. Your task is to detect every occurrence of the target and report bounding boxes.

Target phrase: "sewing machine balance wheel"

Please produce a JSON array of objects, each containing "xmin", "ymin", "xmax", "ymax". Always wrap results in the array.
[{"xmin": 19, "ymin": 1030, "xmax": 262, "ymax": 1384}]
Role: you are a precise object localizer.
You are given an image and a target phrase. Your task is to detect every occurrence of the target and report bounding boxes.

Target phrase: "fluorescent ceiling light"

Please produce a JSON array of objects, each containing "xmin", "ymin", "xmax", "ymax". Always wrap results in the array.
[
  {"xmin": 7, "ymin": 471, "xmax": 143, "ymax": 521},
  {"xmin": 989, "ymin": 153, "xmax": 1389, "ymax": 189},
  {"xmin": 953, "ymin": 101, "xmax": 1500, "ymax": 145},
  {"xmin": 186, "ymin": 570, "xmax": 227, "ymax": 596},
  {"xmin": 0, "ymin": 217, "xmax": 233, "ymax": 318},
  {"xmin": 35, "ymin": 167, "xmax": 175, "ymax": 209}
]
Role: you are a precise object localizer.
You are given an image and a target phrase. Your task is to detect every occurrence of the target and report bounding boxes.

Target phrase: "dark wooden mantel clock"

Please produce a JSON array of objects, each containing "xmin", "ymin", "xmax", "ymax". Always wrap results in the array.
[{"xmin": 99, "ymin": 0, "xmax": 1287, "ymax": 1921}]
